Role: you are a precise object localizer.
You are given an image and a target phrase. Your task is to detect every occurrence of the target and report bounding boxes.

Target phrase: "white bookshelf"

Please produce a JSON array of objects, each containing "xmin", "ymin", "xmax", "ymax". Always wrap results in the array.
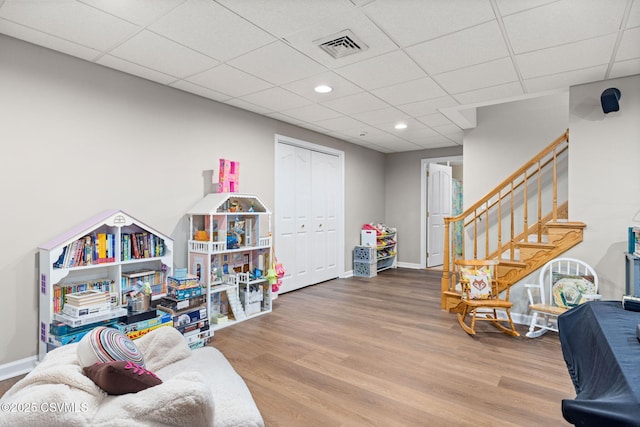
[{"xmin": 38, "ymin": 210, "xmax": 173, "ymax": 360}]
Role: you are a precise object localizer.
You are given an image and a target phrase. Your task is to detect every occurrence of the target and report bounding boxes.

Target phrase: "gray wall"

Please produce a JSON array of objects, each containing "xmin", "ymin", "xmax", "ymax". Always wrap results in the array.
[
  {"xmin": 384, "ymin": 146, "xmax": 463, "ymax": 266},
  {"xmin": 0, "ymin": 34, "xmax": 386, "ymax": 365},
  {"xmin": 464, "ymin": 93, "xmax": 570, "ymax": 206},
  {"xmin": 568, "ymin": 74, "xmax": 640, "ymax": 300}
]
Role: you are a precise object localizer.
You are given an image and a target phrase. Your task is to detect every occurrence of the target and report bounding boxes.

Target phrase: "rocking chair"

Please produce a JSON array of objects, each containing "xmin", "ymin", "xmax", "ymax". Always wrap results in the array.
[
  {"xmin": 524, "ymin": 257, "xmax": 600, "ymax": 338},
  {"xmin": 452, "ymin": 259, "xmax": 519, "ymax": 337}
]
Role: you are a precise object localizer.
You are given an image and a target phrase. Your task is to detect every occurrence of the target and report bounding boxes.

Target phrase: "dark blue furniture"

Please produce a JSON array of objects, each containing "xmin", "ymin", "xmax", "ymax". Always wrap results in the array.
[{"xmin": 559, "ymin": 301, "xmax": 640, "ymax": 426}]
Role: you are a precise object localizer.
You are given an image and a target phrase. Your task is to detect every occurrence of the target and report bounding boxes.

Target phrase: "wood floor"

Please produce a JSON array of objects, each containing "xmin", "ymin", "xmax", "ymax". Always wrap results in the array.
[
  {"xmin": 0, "ymin": 268, "xmax": 575, "ymax": 426},
  {"xmin": 213, "ymin": 268, "xmax": 575, "ymax": 426}
]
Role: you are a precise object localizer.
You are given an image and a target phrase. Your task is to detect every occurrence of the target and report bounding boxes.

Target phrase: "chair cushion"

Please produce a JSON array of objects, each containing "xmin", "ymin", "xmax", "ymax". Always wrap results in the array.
[
  {"xmin": 552, "ymin": 273, "xmax": 597, "ymax": 308},
  {"xmin": 83, "ymin": 360, "xmax": 162, "ymax": 395},
  {"xmin": 460, "ymin": 266, "xmax": 492, "ymax": 300},
  {"xmin": 77, "ymin": 326, "xmax": 145, "ymax": 368}
]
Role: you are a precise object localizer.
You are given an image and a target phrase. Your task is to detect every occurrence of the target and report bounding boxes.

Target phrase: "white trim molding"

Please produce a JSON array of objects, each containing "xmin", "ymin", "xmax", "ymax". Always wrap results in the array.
[{"xmin": 0, "ymin": 355, "xmax": 37, "ymax": 381}]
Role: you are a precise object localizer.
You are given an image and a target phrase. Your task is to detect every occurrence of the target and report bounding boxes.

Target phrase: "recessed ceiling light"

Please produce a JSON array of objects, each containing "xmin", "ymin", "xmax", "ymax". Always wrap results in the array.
[
  {"xmin": 314, "ymin": 85, "xmax": 333, "ymax": 93},
  {"xmin": 394, "ymin": 123, "xmax": 407, "ymax": 130}
]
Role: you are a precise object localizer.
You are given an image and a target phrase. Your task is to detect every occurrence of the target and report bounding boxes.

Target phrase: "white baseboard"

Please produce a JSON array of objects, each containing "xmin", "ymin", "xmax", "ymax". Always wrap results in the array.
[
  {"xmin": 0, "ymin": 356, "xmax": 37, "ymax": 381},
  {"xmin": 396, "ymin": 262, "xmax": 422, "ymax": 269},
  {"xmin": 511, "ymin": 313, "xmax": 531, "ymax": 326},
  {"xmin": 341, "ymin": 270, "xmax": 353, "ymax": 278}
]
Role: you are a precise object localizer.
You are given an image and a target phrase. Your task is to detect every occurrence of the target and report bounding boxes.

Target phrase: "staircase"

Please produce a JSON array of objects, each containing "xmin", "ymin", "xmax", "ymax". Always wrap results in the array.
[{"xmin": 441, "ymin": 130, "xmax": 585, "ymax": 310}]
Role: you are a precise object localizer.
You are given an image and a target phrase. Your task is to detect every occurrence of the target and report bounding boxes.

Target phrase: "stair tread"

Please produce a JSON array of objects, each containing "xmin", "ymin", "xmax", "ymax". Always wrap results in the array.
[
  {"xmin": 546, "ymin": 221, "xmax": 586, "ymax": 228},
  {"xmin": 515, "ymin": 241, "xmax": 556, "ymax": 249},
  {"xmin": 498, "ymin": 260, "xmax": 527, "ymax": 268}
]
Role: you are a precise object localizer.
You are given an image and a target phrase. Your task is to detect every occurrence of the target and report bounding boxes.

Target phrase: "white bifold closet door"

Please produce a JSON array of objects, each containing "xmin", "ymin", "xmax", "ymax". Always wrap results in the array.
[{"xmin": 276, "ymin": 143, "xmax": 339, "ymax": 294}]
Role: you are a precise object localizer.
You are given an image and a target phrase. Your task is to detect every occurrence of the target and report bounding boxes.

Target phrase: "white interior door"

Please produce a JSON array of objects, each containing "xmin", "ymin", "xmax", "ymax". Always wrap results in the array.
[
  {"xmin": 275, "ymin": 138, "xmax": 342, "ymax": 293},
  {"xmin": 427, "ymin": 163, "xmax": 452, "ymax": 267},
  {"xmin": 311, "ymin": 151, "xmax": 339, "ymax": 284}
]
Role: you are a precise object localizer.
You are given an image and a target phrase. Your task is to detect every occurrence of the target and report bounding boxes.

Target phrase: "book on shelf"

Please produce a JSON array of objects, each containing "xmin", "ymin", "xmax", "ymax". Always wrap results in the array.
[
  {"xmin": 121, "ymin": 232, "xmax": 165, "ymax": 260},
  {"xmin": 49, "ymin": 318, "xmax": 117, "ymax": 336},
  {"xmin": 62, "ymin": 301, "xmax": 113, "ymax": 318},
  {"xmin": 64, "ymin": 290, "xmax": 111, "ymax": 307},
  {"xmin": 53, "ymin": 233, "xmax": 118, "ymax": 268},
  {"xmin": 53, "ymin": 307, "xmax": 127, "ymax": 328},
  {"xmin": 112, "ymin": 311, "xmax": 171, "ymax": 334},
  {"xmin": 53, "ymin": 279, "xmax": 115, "ymax": 314},
  {"xmin": 97, "ymin": 233, "xmax": 107, "ymax": 260},
  {"xmin": 125, "ymin": 321, "xmax": 172, "ymax": 340}
]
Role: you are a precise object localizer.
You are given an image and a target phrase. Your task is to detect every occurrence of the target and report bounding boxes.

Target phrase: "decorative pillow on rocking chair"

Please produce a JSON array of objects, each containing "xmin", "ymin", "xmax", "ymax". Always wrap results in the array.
[{"xmin": 460, "ymin": 267, "xmax": 493, "ymax": 300}]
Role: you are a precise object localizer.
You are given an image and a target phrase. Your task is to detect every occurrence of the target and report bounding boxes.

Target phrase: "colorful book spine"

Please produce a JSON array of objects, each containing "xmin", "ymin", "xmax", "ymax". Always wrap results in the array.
[
  {"xmin": 113, "ymin": 312, "xmax": 172, "ymax": 334},
  {"xmin": 126, "ymin": 322, "xmax": 172, "ymax": 340}
]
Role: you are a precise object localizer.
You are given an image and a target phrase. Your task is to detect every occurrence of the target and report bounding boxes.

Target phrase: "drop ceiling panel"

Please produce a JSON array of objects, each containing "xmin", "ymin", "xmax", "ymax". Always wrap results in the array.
[
  {"xmin": 395, "ymin": 125, "xmax": 441, "ymax": 142},
  {"xmin": 334, "ymin": 125, "xmax": 389, "ymax": 141},
  {"xmin": 148, "ymin": 0, "xmax": 275, "ymax": 61},
  {"xmin": 396, "ymin": 96, "xmax": 460, "ymax": 117},
  {"xmin": 320, "ymin": 92, "xmax": 389, "ymax": 115},
  {"xmin": 227, "ymin": 41, "xmax": 326, "ymax": 85},
  {"xmin": 516, "ymin": 34, "xmax": 617, "ymax": 79},
  {"xmin": 335, "ymin": 50, "xmax": 426, "ymax": 90},
  {"xmin": 363, "ymin": 0, "xmax": 495, "ymax": 47},
  {"xmin": 453, "ymin": 81, "xmax": 524, "ymax": 105},
  {"xmin": 351, "ymin": 106, "xmax": 409, "ymax": 128},
  {"xmin": 239, "ymin": 86, "xmax": 313, "ymax": 111},
  {"xmin": 413, "ymin": 135, "xmax": 459, "ymax": 149},
  {"xmin": 280, "ymin": 104, "xmax": 343, "ymax": 123},
  {"xmin": 367, "ymin": 137, "xmax": 423, "ymax": 153},
  {"xmin": 281, "ymin": 71, "xmax": 362, "ymax": 102},
  {"xmin": 0, "ymin": 18, "xmax": 100, "ymax": 60},
  {"xmin": 503, "ymin": 0, "xmax": 628, "ymax": 54},
  {"xmin": 224, "ymin": 98, "xmax": 274, "ymax": 115},
  {"xmin": 79, "ymin": 0, "xmax": 186, "ymax": 27},
  {"xmin": 407, "ymin": 21, "xmax": 509, "ymax": 75},
  {"xmin": 433, "ymin": 57, "xmax": 518, "ymax": 94},
  {"xmin": 170, "ymin": 80, "xmax": 232, "ymax": 103},
  {"xmin": 186, "ymin": 64, "xmax": 272, "ymax": 98},
  {"xmin": 98, "ymin": 54, "xmax": 177, "ymax": 85},
  {"xmin": 417, "ymin": 113, "xmax": 454, "ymax": 128},
  {"xmin": 370, "ymin": 77, "xmax": 447, "ymax": 105},
  {"xmin": 0, "ymin": 0, "xmax": 138, "ymax": 51},
  {"xmin": 616, "ymin": 27, "xmax": 640, "ymax": 62},
  {"xmin": 109, "ymin": 30, "xmax": 219, "ymax": 78},
  {"xmin": 494, "ymin": 0, "xmax": 558, "ymax": 17},
  {"xmin": 524, "ymin": 65, "xmax": 607, "ymax": 92},
  {"xmin": 433, "ymin": 123, "xmax": 463, "ymax": 137},
  {"xmin": 628, "ymin": 0, "xmax": 640, "ymax": 28},
  {"xmin": 610, "ymin": 58, "xmax": 640, "ymax": 79},
  {"xmin": 265, "ymin": 111, "xmax": 306, "ymax": 126},
  {"xmin": 313, "ymin": 116, "xmax": 368, "ymax": 132},
  {"xmin": 216, "ymin": 0, "xmax": 355, "ymax": 38}
]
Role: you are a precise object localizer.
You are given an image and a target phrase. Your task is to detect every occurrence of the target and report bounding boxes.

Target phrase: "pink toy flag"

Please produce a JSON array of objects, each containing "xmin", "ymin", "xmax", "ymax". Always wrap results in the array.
[{"xmin": 217, "ymin": 158, "xmax": 240, "ymax": 193}]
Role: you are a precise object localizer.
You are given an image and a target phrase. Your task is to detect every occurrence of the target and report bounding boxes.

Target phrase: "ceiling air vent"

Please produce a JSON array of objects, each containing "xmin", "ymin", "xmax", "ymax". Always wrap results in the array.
[{"xmin": 314, "ymin": 30, "xmax": 368, "ymax": 59}]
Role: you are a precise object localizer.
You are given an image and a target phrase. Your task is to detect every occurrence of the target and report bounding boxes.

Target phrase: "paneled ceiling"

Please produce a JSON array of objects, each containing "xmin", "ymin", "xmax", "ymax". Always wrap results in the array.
[{"xmin": 1, "ymin": 0, "xmax": 639, "ymax": 153}]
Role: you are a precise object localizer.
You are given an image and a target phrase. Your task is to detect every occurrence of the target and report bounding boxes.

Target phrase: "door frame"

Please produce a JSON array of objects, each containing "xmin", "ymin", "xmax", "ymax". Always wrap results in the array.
[
  {"xmin": 274, "ymin": 134, "xmax": 346, "ymax": 285},
  {"xmin": 420, "ymin": 156, "xmax": 463, "ymax": 269}
]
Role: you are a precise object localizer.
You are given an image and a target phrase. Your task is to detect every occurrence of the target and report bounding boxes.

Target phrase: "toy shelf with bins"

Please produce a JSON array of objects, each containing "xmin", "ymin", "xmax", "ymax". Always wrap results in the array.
[
  {"xmin": 360, "ymin": 225, "xmax": 397, "ymax": 273},
  {"xmin": 38, "ymin": 210, "xmax": 173, "ymax": 360},
  {"xmin": 186, "ymin": 193, "xmax": 272, "ymax": 331}
]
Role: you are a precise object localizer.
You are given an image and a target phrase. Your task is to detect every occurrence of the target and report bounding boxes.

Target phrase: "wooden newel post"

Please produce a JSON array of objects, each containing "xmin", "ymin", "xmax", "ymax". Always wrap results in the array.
[{"xmin": 441, "ymin": 218, "xmax": 451, "ymax": 309}]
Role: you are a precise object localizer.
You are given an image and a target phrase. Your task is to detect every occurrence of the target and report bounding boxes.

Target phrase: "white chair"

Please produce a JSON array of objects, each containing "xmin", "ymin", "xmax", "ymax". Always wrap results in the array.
[{"xmin": 525, "ymin": 257, "xmax": 601, "ymax": 338}]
